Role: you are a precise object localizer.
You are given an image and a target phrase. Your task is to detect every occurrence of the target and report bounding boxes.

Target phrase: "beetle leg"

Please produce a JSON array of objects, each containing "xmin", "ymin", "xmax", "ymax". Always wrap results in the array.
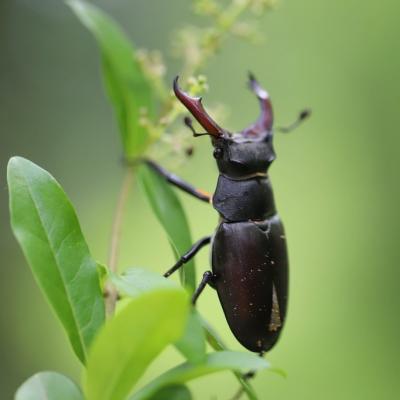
[
  {"xmin": 164, "ymin": 236, "xmax": 212, "ymax": 277},
  {"xmin": 191, "ymin": 271, "xmax": 216, "ymax": 304},
  {"xmin": 276, "ymin": 108, "xmax": 311, "ymax": 133},
  {"xmin": 144, "ymin": 159, "xmax": 212, "ymax": 203}
]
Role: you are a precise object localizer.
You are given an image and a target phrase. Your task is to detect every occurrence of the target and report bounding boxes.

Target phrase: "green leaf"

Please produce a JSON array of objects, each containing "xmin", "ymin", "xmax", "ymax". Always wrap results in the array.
[
  {"xmin": 110, "ymin": 267, "xmax": 178, "ymax": 298},
  {"xmin": 111, "ymin": 268, "xmax": 205, "ymax": 363},
  {"xmin": 67, "ymin": 0, "xmax": 155, "ymax": 158},
  {"xmin": 137, "ymin": 164, "xmax": 196, "ymax": 291},
  {"xmin": 130, "ymin": 351, "xmax": 270, "ymax": 400},
  {"xmin": 201, "ymin": 315, "xmax": 226, "ymax": 351},
  {"xmin": 84, "ymin": 288, "xmax": 189, "ymax": 400},
  {"xmin": 15, "ymin": 372, "xmax": 83, "ymax": 400},
  {"xmin": 149, "ymin": 385, "xmax": 192, "ymax": 400},
  {"xmin": 7, "ymin": 157, "xmax": 105, "ymax": 364},
  {"xmin": 200, "ymin": 316, "xmax": 258, "ymax": 400},
  {"xmin": 175, "ymin": 309, "xmax": 206, "ymax": 364}
]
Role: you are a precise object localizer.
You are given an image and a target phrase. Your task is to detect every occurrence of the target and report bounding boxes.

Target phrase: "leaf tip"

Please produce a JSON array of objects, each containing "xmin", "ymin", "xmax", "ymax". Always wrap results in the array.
[
  {"xmin": 8, "ymin": 155, "xmax": 22, "ymax": 169},
  {"xmin": 65, "ymin": 0, "xmax": 88, "ymax": 20},
  {"xmin": 7, "ymin": 156, "xmax": 28, "ymax": 179},
  {"xmin": 7, "ymin": 156, "xmax": 41, "ymax": 180},
  {"xmin": 270, "ymin": 366, "xmax": 287, "ymax": 378},
  {"xmin": 65, "ymin": 0, "xmax": 81, "ymax": 9}
]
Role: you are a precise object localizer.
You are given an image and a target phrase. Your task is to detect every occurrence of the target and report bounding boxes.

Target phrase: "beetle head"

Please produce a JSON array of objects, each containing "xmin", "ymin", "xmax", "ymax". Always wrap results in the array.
[{"xmin": 173, "ymin": 74, "xmax": 275, "ymax": 178}]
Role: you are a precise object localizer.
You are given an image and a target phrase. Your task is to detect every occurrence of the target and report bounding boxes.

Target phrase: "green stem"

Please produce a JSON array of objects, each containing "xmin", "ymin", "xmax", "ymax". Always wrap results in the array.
[
  {"xmin": 105, "ymin": 166, "xmax": 134, "ymax": 316},
  {"xmin": 184, "ymin": 0, "xmax": 252, "ymax": 76},
  {"xmin": 156, "ymin": 0, "xmax": 253, "ymax": 132}
]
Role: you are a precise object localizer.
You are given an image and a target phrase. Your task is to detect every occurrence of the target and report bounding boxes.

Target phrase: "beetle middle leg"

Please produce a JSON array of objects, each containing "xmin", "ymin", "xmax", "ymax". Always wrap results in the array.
[
  {"xmin": 163, "ymin": 236, "xmax": 211, "ymax": 277},
  {"xmin": 191, "ymin": 271, "xmax": 217, "ymax": 305}
]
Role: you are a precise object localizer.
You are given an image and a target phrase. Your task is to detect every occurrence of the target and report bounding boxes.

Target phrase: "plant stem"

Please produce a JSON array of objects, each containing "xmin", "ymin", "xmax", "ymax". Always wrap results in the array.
[
  {"xmin": 154, "ymin": 0, "xmax": 253, "ymax": 134},
  {"xmin": 183, "ymin": 0, "xmax": 252, "ymax": 77},
  {"xmin": 105, "ymin": 166, "xmax": 134, "ymax": 316}
]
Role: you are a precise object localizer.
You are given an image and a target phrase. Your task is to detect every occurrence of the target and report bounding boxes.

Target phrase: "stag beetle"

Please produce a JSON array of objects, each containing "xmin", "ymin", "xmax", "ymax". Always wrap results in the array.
[{"xmin": 146, "ymin": 74, "xmax": 309, "ymax": 353}]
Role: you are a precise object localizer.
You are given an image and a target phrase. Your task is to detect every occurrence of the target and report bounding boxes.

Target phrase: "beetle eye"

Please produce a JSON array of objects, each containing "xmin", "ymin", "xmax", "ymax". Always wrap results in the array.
[{"xmin": 213, "ymin": 147, "xmax": 223, "ymax": 159}]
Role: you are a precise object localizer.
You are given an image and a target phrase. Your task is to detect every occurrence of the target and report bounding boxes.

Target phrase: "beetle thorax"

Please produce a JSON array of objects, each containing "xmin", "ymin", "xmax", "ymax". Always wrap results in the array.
[{"xmin": 212, "ymin": 136, "xmax": 276, "ymax": 179}]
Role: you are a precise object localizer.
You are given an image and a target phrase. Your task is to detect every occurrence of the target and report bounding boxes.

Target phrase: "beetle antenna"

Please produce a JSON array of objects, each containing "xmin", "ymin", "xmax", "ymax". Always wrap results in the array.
[
  {"xmin": 183, "ymin": 116, "xmax": 210, "ymax": 137},
  {"xmin": 276, "ymin": 108, "xmax": 311, "ymax": 133}
]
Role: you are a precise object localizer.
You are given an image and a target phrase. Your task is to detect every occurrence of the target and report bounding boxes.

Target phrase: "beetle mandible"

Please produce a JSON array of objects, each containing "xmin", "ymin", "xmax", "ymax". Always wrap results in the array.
[{"xmin": 146, "ymin": 73, "xmax": 309, "ymax": 353}]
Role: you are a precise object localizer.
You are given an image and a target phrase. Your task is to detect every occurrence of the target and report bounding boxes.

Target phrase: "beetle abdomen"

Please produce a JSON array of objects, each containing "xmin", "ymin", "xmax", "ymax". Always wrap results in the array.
[{"xmin": 211, "ymin": 216, "xmax": 288, "ymax": 352}]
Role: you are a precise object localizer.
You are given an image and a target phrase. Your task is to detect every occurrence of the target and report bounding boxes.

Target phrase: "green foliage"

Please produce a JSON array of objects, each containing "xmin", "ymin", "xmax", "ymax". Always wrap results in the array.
[
  {"xmin": 137, "ymin": 164, "xmax": 196, "ymax": 291},
  {"xmin": 9, "ymin": 1, "xmax": 276, "ymax": 399},
  {"xmin": 174, "ymin": 310, "xmax": 207, "ymax": 364},
  {"xmin": 111, "ymin": 268, "xmax": 206, "ymax": 365},
  {"xmin": 110, "ymin": 267, "xmax": 179, "ymax": 297},
  {"xmin": 149, "ymin": 384, "xmax": 192, "ymax": 400},
  {"xmin": 67, "ymin": 0, "xmax": 156, "ymax": 158},
  {"xmin": 15, "ymin": 372, "xmax": 83, "ymax": 400},
  {"xmin": 200, "ymin": 316, "xmax": 259, "ymax": 399},
  {"xmin": 130, "ymin": 351, "xmax": 270, "ymax": 400},
  {"xmin": 83, "ymin": 289, "xmax": 189, "ymax": 400},
  {"xmin": 7, "ymin": 157, "xmax": 105, "ymax": 364}
]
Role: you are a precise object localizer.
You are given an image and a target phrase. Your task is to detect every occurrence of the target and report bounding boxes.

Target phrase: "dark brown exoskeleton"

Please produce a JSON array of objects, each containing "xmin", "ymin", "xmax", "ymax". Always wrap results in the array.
[{"xmin": 146, "ymin": 74, "xmax": 310, "ymax": 353}]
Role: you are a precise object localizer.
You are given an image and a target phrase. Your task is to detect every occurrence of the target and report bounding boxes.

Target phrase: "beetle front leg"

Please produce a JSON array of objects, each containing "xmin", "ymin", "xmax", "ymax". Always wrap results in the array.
[
  {"xmin": 163, "ymin": 236, "xmax": 211, "ymax": 277},
  {"xmin": 144, "ymin": 159, "xmax": 212, "ymax": 203},
  {"xmin": 191, "ymin": 271, "xmax": 216, "ymax": 305}
]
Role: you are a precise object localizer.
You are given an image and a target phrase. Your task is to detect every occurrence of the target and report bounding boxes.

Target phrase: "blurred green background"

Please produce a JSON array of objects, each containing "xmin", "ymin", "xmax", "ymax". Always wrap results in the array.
[{"xmin": 1, "ymin": 0, "xmax": 400, "ymax": 398}]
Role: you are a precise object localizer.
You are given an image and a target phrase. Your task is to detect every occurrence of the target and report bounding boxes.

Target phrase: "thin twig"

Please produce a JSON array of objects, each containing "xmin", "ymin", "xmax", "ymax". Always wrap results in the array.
[
  {"xmin": 230, "ymin": 387, "xmax": 245, "ymax": 400},
  {"xmin": 105, "ymin": 166, "xmax": 134, "ymax": 316}
]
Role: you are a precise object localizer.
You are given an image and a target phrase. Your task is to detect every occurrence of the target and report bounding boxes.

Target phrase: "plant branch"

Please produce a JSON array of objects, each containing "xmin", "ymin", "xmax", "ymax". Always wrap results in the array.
[
  {"xmin": 105, "ymin": 166, "xmax": 134, "ymax": 316},
  {"xmin": 183, "ymin": 0, "xmax": 253, "ymax": 77},
  {"xmin": 153, "ymin": 0, "xmax": 255, "ymax": 136}
]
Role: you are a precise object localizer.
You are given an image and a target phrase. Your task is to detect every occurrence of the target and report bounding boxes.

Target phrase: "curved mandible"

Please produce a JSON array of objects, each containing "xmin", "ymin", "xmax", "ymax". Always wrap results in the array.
[
  {"xmin": 173, "ymin": 77, "xmax": 224, "ymax": 138},
  {"xmin": 242, "ymin": 73, "xmax": 273, "ymax": 136}
]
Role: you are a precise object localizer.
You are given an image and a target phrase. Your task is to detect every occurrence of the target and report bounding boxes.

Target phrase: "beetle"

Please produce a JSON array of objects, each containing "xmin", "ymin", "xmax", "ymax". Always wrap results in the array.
[{"xmin": 145, "ymin": 73, "xmax": 309, "ymax": 353}]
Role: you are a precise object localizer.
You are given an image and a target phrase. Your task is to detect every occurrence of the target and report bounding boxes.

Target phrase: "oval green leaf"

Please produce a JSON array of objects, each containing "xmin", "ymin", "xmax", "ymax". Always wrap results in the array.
[
  {"xmin": 7, "ymin": 157, "xmax": 105, "ymax": 364},
  {"xmin": 84, "ymin": 288, "xmax": 189, "ymax": 400},
  {"xmin": 110, "ymin": 267, "xmax": 179, "ymax": 298},
  {"xmin": 15, "ymin": 372, "xmax": 83, "ymax": 400},
  {"xmin": 67, "ymin": 0, "xmax": 155, "ymax": 158},
  {"xmin": 130, "ymin": 351, "xmax": 270, "ymax": 400},
  {"xmin": 111, "ymin": 268, "xmax": 205, "ymax": 364},
  {"xmin": 174, "ymin": 309, "xmax": 206, "ymax": 364},
  {"xmin": 137, "ymin": 164, "xmax": 196, "ymax": 291}
]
